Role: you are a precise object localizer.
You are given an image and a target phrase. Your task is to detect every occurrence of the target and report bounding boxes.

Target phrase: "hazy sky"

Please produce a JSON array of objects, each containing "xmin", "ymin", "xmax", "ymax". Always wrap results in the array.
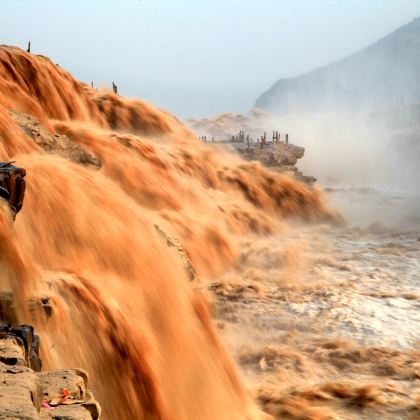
[{"xmin": 2, "ymin": 0, "xmax": 420, "ymax": 118}]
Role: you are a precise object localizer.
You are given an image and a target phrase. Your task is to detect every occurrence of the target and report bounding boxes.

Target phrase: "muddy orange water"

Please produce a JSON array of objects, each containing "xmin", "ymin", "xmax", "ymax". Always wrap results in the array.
[{"xmin": 0, "ymin": 46, "xmax": 341, "ymax": 419}]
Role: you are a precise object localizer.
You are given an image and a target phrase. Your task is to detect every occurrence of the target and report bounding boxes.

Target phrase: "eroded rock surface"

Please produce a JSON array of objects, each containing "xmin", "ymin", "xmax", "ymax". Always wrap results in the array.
[
  {"xmin": 9, "ymin": 110, "xmax": 101, "ymax": 169},
  {"xmin": 154, "ymin": 224, "xmax": 196, "ymax": 281},
  {"xmin": 0, "ymin": 324, "xmax": 100, "ymax": 420},
  {"xmin": 39, "ymin": 369, "xmax": 101, "ymax": 420},
  {"xmin": 0, "ymin": 364, "xmax": 40, "ymax": 419},
  {"xmin": 233, "ymin": 142, "xmax": 316, "ymax": 184}
]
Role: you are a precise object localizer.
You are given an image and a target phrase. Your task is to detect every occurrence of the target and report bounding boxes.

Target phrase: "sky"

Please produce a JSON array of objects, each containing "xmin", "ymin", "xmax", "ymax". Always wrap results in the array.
[{"xmin": 2, "ymin": 0, "xmax": 420, "ymax": 118}]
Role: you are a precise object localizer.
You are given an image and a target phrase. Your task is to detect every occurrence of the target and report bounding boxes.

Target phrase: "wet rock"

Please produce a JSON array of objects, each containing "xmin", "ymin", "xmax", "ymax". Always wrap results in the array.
[
  {"xmin": 296, "ymin": 174, "xmax": 317, "ymax": 185},
  {"xmin": 9, "ymin": 110, "xmax": 102, "ymax": 169},
  {"xmin": 40, "ymin": 297, "xmax": 53, "ymax": 318},
  {"xmin": 154, "ymin": 224, "xmax": 196, "ymax": 281}
]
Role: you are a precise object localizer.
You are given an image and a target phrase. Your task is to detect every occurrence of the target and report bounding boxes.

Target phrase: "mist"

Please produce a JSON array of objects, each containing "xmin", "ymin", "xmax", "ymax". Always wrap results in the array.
[
  {"xmin": 266, "ymin": 110, "xmax": 420, "ymax": 228},
  {"xmin": 271, "ymin": 113, "xmax": 417, "ymax": 189},
  {"xmin": 188, "ymin": 101, "xmax": 420, "ymax": 229}
]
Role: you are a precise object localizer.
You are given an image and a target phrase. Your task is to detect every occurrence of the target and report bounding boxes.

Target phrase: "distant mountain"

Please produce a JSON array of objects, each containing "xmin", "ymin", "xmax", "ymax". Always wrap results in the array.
[{"xmin": 256, "ymin": 17, "xmax": 420, "ymax": 114}]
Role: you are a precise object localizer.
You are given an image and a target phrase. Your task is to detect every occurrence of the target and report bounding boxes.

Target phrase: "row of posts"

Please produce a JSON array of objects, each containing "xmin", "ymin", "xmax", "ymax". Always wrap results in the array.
[
  {"xmin": 89, "ymin": 81, "xmax": 118, "ymax": 94},
  {"xmin": 200, "ymin": 130, "xmax": 289, "ymax": 147},
  {"xmin": 269, "ymin": 130, "xmax": 289, "ymax": 144},
  {"xmin": 199, "ymin": 136, "xmax": 215, "ymax": 142},
  {"xmin": 27, "ymin": 41, "xmax": 119, "ymax": 95}
]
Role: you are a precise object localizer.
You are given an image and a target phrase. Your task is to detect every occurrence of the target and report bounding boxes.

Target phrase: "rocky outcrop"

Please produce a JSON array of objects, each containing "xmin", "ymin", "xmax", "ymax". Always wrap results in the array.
[
  {"xmin": 235, "ymin": 141, "xmax": 304, "ymax": 168},
  {"xmin": 231, "ymin": 142, "xmax": 316, "ymax": 184},
  {"xmin": 154, "ymin": 225, "xmax": 196, "ymax": 281},
  {"xmin": 188, "ymin": 112, "xmax": 316, "ymax": 183},
  {"xmin": 39, "ymin": 369, "xmax": 100, "ymax": 420},
  {"xmin": 0, "ymin": 323, "xmax": 100, "ymax": 419},
  {"xmin": 9, "ymin": 110, "xmax": 101, "ymax": 169}
]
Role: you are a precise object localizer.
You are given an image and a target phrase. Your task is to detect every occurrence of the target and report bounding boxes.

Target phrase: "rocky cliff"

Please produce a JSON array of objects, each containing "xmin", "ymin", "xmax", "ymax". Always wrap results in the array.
[
  {"xmin": 0, "ymin": 323, "xmax": 100, "ymax": 419},
  {"xmin": 232, "ymin": 141, "xmax": 316, "ymax": 184}
]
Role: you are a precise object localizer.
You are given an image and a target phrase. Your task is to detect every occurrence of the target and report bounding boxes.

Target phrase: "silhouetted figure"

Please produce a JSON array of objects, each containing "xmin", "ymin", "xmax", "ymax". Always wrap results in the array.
[
  {"xmin": 27, "ymin": 41, "xmax": 31, "ymax": 53},
  {"xmin": 286, "ymin": 133, "xmax": 289, "ymax": 144},
  {"xmin": 112, "ymin": 81, "xmax": 118, "ymax": 94},
  {"xmin": 91, "ymin": 81, "xmax": 94, "ymax": 88}
]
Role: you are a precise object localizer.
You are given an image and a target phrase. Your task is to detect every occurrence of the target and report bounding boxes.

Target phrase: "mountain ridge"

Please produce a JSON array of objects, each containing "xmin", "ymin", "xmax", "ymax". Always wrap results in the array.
[{"xmin": 256, "ymin": 17, "xmax": 420, "ymax": 114}]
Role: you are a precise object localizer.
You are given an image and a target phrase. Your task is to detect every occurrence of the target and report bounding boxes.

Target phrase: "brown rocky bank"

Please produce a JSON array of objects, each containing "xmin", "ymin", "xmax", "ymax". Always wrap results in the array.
[
  {"xmin": 0, "ymin": 323, "xmax": 100, "ymax": 419},
  {"xmin": 231, "ymin": 141, "xmax": 316, "ymax": 184}
]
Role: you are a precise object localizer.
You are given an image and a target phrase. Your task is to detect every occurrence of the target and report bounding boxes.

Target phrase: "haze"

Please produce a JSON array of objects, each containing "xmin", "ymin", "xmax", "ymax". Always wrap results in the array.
[{"xmin": 2, "ymin": 0, "xmax": 420, "ymax": 118}]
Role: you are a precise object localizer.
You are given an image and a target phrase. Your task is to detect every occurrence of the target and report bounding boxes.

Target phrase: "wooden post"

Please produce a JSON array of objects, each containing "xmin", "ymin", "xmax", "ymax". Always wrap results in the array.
[{"xmin": 27, "ymin": 41, "xmax": 31, "ymax": 53}]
